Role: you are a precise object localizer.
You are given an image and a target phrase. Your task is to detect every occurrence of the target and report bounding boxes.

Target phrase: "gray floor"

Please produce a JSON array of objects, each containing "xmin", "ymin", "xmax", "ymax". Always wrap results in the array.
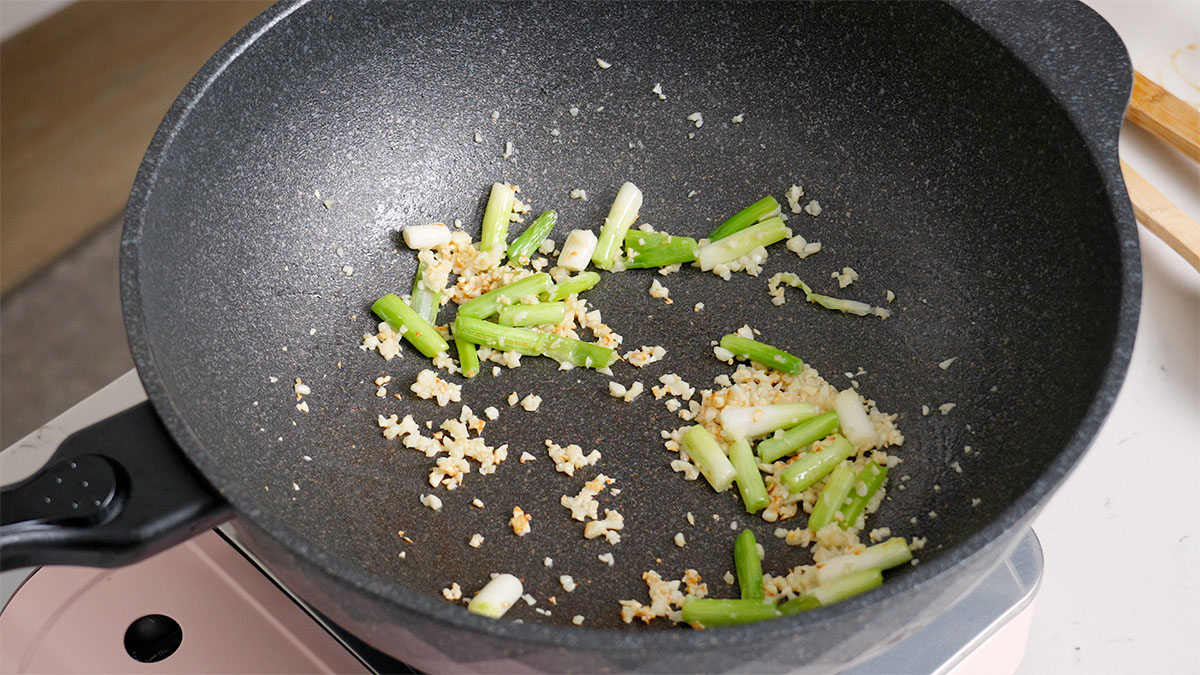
[{"xmin": 0, "ymin": 220, "xmax": 132, "ymax": 448}]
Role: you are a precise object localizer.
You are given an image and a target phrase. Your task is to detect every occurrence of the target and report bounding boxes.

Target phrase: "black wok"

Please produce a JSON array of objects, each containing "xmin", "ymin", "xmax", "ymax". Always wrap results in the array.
[{"xmin": 1, "ymin": 1, "xmax": 1139, "ymax": 672}]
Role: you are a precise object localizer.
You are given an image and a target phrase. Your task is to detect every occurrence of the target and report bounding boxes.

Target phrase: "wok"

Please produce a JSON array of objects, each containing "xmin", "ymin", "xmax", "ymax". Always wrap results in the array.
[{"xmin": 0, "ymin": 1, "xmax": 1139, "ymax": 672}]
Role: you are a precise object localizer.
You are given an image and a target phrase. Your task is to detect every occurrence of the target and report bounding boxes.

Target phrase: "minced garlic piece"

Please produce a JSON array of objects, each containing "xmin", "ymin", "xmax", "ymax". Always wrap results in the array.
[
  {"xmin": 786, "ymin": 185, "xmax": 804, "ymax": 213},
  {"xmin": 520, "ymin": 393, "xmax": 542, "ymax": 411},
  {"xmin": 560, "ymin": 575, "xmax": 577, "ymax": 592},
  {"xmin": 569, "ymin": 189, "xmax": 588, "ymax": 201},
  {"xmin": 296, "ymin": 401, "xmax": 310, "ymax": 413},
  {"xmin": 572, "ymin": 615, "xmax": 585, "ymax": 625},
  {"xmin": 598, "ymin": 552, "xmax": 615, "ymax": 566},
  {"xmin": 361, "ymin": 321, "xmax": 404, "ymax": 360},
  {"xmin": 583, "ymin": 509, "xmax": 625, "ymax": 544},
  {"xmin": 562, "ymin": 474, "xmax": 613, "ymax": 521},
  {"xmin": 623, "ymin": 345, "xmax": 666, "ymax": 367},
  {"xmin": 442, "ymin": 583, "xmax": 462, "ymax": 601},
  {"xmin": 519, "ymin": 451, "xmax": 537, "ymax": 463},
  {"xmin": 469, "ymin": 533, "xmax": 484, "ymax": 548},
  {"xmin": 545, "ymin": 439, "xmax": 601, "ymax": 476},
  {"xmin": 804, "ymin": 200, "xmax": 822, "ymax": 216},
  {"xmin": 293, "ymin": 378, "xmax": 311, "ymax": 399},
  {"xmin": 831, "ymin": 267, "xmax": 859, "ymax": 288},
  {"xmin": 410, "ymin": 369, "xmax": 462, "ymax": 407},
  {"xmin": 420, "ymin": 493, "xmax": 443, "ymax": 511},
  {"xmin": 674, "ymin": 532, "xmax": 687, "ymax": 547},
  {"xmin": 510, "ymin": 507, "xmax": 532, "ymax": 536},
  {"xmin": 648, "ymin": 279, "xmax": 673, "ymax": 304}
]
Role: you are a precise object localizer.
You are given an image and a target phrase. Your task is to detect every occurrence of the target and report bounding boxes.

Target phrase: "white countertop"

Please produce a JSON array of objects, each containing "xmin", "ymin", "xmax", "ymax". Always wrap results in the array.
[{"xmin": 1018, "ymin": 2, "xmax": 1200, "ymax": 673}]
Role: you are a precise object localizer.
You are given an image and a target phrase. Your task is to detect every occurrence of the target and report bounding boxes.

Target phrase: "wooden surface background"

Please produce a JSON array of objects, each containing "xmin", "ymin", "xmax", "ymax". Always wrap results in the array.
[{"xmin": 1, "ymin": 1, "xmax": 271, "ymax": 295}]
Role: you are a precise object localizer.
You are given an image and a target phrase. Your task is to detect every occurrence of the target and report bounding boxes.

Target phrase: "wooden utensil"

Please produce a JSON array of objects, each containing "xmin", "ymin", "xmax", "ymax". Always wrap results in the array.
[{"xmin": 1122, "ymin": 71, "xmax": 1200, "ymax": 271}]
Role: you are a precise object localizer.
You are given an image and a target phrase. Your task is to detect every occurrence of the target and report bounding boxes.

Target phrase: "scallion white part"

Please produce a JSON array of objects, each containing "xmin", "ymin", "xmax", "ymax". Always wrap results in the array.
[
  {"xmin": 591, "ymin": 182, "xmax": 643, "ymax": 269},
  {"xmin": 719, "ymin": 402, "xmax": 817, "ymax": 440},
  {"xmin": 835, "ymin": 389, "xmax": 878, "ymax": 449},
  {"xmin": 815, "ymin": 538, "xmax": 912, "ymax": 586},
  {"xmin": 681, "ymin": 425, "xmax": 737, "ymax": 492},
  {"xmin": 402, "ymin": 223, "xmax": 452, "ymax": 250},
  {"xmin": 467, "ymin": 573, "xmax": 524, "ymax": 618},
  {"xmin": 479, "ymin": 183, "xmax": 516, "ymax": 252},
  {"xmin": 558, "ymin": 229, "xmax": 599, "ymax": 272}
]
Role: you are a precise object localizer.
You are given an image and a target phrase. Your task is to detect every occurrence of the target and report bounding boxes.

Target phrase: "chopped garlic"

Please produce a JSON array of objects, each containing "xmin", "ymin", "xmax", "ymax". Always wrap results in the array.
[
  {"xmin": 687, "ymin": 112, "xmax": 704, "ymax": 128},
  {"xmin": 520, "ymin": 393, "xmax": 543, "ymax": 411},
  {"xmin": 545, "ymin": 439, "xmax": 601, "ymax": 476},
  {"xmin": 569, "ymin": 189, "xmax": 588, "ymax": 201},
  {"xmin": 420, "ymin": 493, "xmax": 443, "ymax": 511},
  {"xmin": 403, "ymin": 223, "xmax": 452, "ymax": 250},
  {"xmin": 560, "ymin": 575, "xmax": 577, "ymax": 592},
  {"xmin": 572, "ymin": 615, "xmax": 585, "ymax": 625},
  {"xmin": 938, "ymin": 357, "xmax": 958, "ymax": 370},
  {"xmin": 295, "ymin": 401, "xmax": 310, "ymax": 413},
  {"xmin": 598, "ymin": 552, "xmax": 615, "ymax": 566},
  {"xmin": 648, "ymin": 279, "xmax": 672, "ymax": 304},
  {"xmin": 804, "ymin": 200, "xmax": 822, "ymax": 216},
  {"xmin": 623, "ymin": 345, "xmax": 666, "ymax": 367},
  {"xmin": 501, "ymin": 141, "xmax": 514, "ymax": 159},
  {"xmin": 510, "ymin": 506, "xmax": 532, "ymax": 536},
  {"xmin": 410, "ymin": 369, "xmax": 462, "ymax": 406},
  {"xmin": 674, "ymin": 532, "xmax": 687, "ymax": 547},
  {"xmin": 469, "ymin": 533, "xmax": 484, "ymax": 548},
  {"xmin": 651, "ymin": 83, "xmax": 666, "ymax": 100},
  {"xmin": 831, "ymin": 267, "xmax": 859, "ymax": 288},
  {"xmin": 786, "ymin": 185, "xmax": 805, "ymax": 213},
  {"xmin": 731, "ymin": 113, "xmax": 745, "ymax": 124},
  {"xmin": 596, "ymin": 58, "xmax": 612, "ymax": 69},
  {"xmin": 939, "ymin": 403, "xmax": 957, "ymax": 415},
  {"xmin": 442, "ymin": 583, "xmax": 463, "ymax": 601}
]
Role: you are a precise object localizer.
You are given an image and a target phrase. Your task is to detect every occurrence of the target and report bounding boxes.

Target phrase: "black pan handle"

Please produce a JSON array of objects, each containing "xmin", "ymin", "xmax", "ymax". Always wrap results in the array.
[{"xmin": 0, "ymin": 402, "xmax": 233, "ymax": 571}]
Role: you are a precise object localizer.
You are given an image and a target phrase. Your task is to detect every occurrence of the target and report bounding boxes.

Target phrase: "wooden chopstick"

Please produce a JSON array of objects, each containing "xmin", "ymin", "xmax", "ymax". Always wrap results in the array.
[
  {"xmin": 1119, "ymin": 160, "xmax": 1200, "ymax": 270},
  {"xmin": 1120, "ymin": 71, "xmax": 1200, "ymax": 271},
  {"xmin": 1126, "ymin": 70, "xmax": 1200, "ymax": 162}
]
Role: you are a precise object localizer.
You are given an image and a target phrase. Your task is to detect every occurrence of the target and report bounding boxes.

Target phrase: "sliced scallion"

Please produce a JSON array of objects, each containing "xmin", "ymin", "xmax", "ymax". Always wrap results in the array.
[
  {"xmin": 592, "ymin": 181, "xmax": 643, "ymax": 270},
  {"xmin": 371, "ymin": 293, "xmax": 449, "ymax": 358},
  {"xmin": 718, "ymin": 334, "xmax": 802, "ymax": 374},
  {"xmin": 734, "ymin": 529, "xmax": 764, "ymax": 600},
  {"xmin": 757, "ymin": 411, "xmax": 840, "ymax": 463},
  {"xmin": 708, "ymin": 196, "xmax": 781, "ymax": 241},
  {"xmin": 457, "ymin": 273, "xmax": 552, "ymax": 320},
  {"xmin": 719, "ymin": 402, "xmax": 817, "ymax": 441},
  {"xmin": 779, "ymin": 434, "xmax": 856, "ymax": 494},
  {"xmin": 681, "ymin": 425, "xmax": 737, "ymax": 492},
  {"xmin": 497, "ymin": 301, "xmax": 567, "ymax": 327},
  {"xmin": 697, "ymin": 217, "xmax": 790, "ymax": 271},
  {"xmin": 479, "ymin": 182, "xmax": 516, "ymax": 252},
  {"xmin": 547, "ymin": 271, "xmax": 601, "ymax": 301},
  {"xmin": 409, "ymin": 260, "xmax": 439, "ymax": 324},
  {"xmin": 839, "ymin": 463, "xmax": 888, "ymax": 530},
  {"xmin": 506, "ymin": 210, "xmax": 557, "ymax": 264},
  {"xmin": 730, "ymin": 437, "xmax": 769, "ymax": 513},
  {"xmin": 779, "ymin": 568, "xmax": 883, "ymax": 615},
  {"xmin": 815, "ymin": 538, "xmax": 911, "ymax": 586},
  {"xmin": 680, "ymin": 598, "xmax": 779, "ymax": 627},
  {"xmin": 623, "ymin": 230, "xmax": 697, "ymax": 268},
  {"xmin": 807, "ymin": 463, "xmax": 856, "ymax": 531}
]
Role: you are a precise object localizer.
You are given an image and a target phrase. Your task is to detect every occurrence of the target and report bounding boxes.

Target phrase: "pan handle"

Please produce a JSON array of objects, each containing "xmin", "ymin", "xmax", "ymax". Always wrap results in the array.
[{"xmin": 0, "ymin": 402, "xmax": 233, "ymax": 571}]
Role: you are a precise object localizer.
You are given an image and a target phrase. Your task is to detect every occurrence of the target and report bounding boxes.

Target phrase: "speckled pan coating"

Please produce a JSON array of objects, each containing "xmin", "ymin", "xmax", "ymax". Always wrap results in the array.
[{"xmin": 120, "ymin": 1, "xmax": 1138, "ymax": 671}]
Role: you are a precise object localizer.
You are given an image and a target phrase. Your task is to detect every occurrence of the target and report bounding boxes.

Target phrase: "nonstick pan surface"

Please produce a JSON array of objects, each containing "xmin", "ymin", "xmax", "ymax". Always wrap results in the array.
[{"xmin": 116, "ymin": 0, "xmax": 1137, "ymax": 667}]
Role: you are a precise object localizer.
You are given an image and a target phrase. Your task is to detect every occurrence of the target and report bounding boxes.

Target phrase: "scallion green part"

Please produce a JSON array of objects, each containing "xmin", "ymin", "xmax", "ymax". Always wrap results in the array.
[
  {"xmin": 409, "ymin": 261, "xmax": 439, "ymax": 325},
  {"xmin": 680, "ymin": 598, "xmax": 779, "ymax": 627},
  {"xmin": 506, "ymin": 210, "xmax": 557, "ymax": 264},
  {"xmin": 479, "ymin": 182, "xmax": 516, "ymax": 252},
  {"xmin": 455, "ymin": 335, "xmax": 480, "ymax": 378},
  {"xmin": 623, "ymin": 230, "xmax": 698, "ymax": 268},
  {"xmin": 734, "ymin": 529, "xmax": 764, "ymax": 600},
  {"xmin": 839, "ymin": 463, "xmax": 888, "ymax": 530},
  {"xmin": 371, "ymin": 293, "xmax": 449, "ymax": 358},
  {"xmin": 779, "ymin": 568, "xmax": 883, "ymax": 615},
  {"xmin": 539, "ymin": 334, "xmax": 617, "ymax": 369},
  {"xmin": 757, "ymin": 411, "xmax": 840, "ymax": 463},
  {"xmin": 708, "ymin": 196, "xmax": 781, "ymax": 241},
  {"xmin": 452, "ymin": 316, "xmax": 615, "ymax": 368},
  {"xmin": 807, "ymin": 463, "xmax": 857, "ymax": 531},
  {"xmin": 497, "ymin": 301, "xmax": 567, "ymax": 327},
  {"xmin": 776, "ymin": 275, "xmax": 890, "ymax": 319},
  {"xmin": 718, "ymin": 334, "xmax": 802, "ymax": 374},
  {"xmin": 457, "ymin": 273, "xmax": 552, "ymax": 320},
  {"xmin": 779, "ymin": 434, "xmax": 856, "ymax": 494},
  {"xmin": 592, "ymin": 181, "xmax": 643, "ymax": 270},
  {"xmin": 697, "ymin": 217, "xmax": 790, "ymax": 270},
  {"xmin": 680, "ymin": 425, "xmax": 737, "ymax": 492},
  {"xmin": 815, "ymin": 538, "xmax": 911, "ymax": 585},
  {"xmin": 730, "ymin": 438, "xmax": 769, "ymax": 514},
  {"xmin": 451, "ymin": 316, "xmax": 543, "ymax": 356},
  {"xmin": 547, "ymin": 271, "xmax": 601, "ymax": 301}
]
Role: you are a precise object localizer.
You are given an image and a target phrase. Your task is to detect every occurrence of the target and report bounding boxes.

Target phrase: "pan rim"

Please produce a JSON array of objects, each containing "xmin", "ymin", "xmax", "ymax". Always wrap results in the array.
[{"xmin": 119, "ymin": 0, "xmax": 1140, "ymax": 656}]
